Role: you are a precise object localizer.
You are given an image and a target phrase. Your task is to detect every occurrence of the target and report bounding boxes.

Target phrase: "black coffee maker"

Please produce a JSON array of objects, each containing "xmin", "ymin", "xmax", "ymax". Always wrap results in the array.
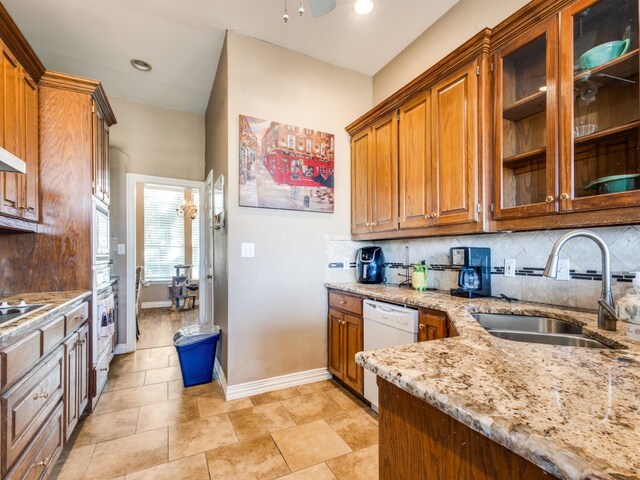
[{"xmin": 449, "ymin": 247, "xmax": 491, "ymax": 298}]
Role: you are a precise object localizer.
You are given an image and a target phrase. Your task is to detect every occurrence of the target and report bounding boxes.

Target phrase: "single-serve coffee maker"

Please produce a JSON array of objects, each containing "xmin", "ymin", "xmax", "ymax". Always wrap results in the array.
[{"xmin": 449, "ymin": 247, "xmax": 491, "ymax": 298}]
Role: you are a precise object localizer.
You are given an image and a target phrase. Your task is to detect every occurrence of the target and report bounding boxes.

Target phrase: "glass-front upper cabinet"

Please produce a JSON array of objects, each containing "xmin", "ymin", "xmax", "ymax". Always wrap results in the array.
[
  {"xmin": 493, "ymin": 17, "xmax": 559, "ymax": 219},
  {"xmin": 560, "ymin": 0, "xmax": 640, "ymax": 211}
]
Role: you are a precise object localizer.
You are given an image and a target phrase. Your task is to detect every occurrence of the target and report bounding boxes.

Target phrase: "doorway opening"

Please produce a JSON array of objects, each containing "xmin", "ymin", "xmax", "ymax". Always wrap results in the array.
[{"xmin": 125, "ymin": 174, "xmax": 206, "ymax": 352}]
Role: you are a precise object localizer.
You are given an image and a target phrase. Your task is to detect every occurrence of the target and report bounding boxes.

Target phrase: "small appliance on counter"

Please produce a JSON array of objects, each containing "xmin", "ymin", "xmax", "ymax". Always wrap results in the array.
[
  {"xmin": 450, "ymin": 247, "xmax": 491, "ymax": 298},
  {"xmin": 356, "ymin": 246, "xmax": 385, "ymax": 284}
]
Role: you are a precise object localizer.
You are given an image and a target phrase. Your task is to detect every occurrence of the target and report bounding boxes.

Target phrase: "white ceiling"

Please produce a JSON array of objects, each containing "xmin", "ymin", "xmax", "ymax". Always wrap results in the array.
[{"xmin": 4, "ymin": 0, "xmax": 458, "ymax": 114}]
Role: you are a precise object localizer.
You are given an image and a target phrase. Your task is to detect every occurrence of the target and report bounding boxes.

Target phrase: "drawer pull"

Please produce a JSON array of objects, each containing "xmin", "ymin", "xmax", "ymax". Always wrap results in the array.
[
  {"xmin": 74, "ymin": 314, "xmax": 85, "ymax": 321},
  {"xmin": 100, "ymin": 367, "xmax": 109, "ymax": 372},
  {"xmin": 35, "ymin": 457, "xmax": 50, "ymax": 467},
  {"xmin": 339, "ymin": 300, "xmax": 346, "ymax": 305},
  {"xmin": 32, "ymin": 391, "xmax": 49, "ymax": 400}
]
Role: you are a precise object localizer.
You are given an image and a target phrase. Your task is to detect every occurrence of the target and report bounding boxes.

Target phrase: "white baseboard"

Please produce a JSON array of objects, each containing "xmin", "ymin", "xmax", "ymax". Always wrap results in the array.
[
  {"xmin": 141, "ymin": 301, "xmax": 172, "ymax": 309},
  {"xmin": 141, "ymin": 300, "xmax": 200, "ymax": 309},
  {"xmin": 113, "ymin": 343, "xmax": 128, "ymax": 355},
  {"xmin": 224, "ymin": 367, "xmax": 332, "ymax": 401},
  {"xmin": 214, "ymin": 357, "xmax": 227, "ymax": 396}
]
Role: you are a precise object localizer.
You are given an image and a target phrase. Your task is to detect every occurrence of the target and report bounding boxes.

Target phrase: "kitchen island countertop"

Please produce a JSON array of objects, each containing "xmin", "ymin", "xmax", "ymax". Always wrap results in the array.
[
  {"xmin": 326, "ymin": 283, "xmax": 640, "ymax": 480},
  {"xmin": 0, "ymin": 290, "xmax": 91, "ymax": 345}
]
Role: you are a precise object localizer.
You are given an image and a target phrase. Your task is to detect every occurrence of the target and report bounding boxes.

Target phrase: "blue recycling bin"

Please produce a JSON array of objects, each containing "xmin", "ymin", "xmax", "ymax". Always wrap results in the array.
[{"xmin": 173, "ymin": 324, "xmax": 220, "ymax": 387}]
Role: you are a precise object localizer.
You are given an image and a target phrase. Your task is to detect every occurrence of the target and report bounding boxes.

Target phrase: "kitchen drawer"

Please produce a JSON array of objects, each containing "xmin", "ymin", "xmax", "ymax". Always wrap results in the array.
[
  {"xmin": 5, "ymin": 402, "xmax": 64, "ymax": 480},
  {"xmin": 1, "ymin": 347, "xmax": 64, "ymax": 474},
  {"xmin": 1, "ymin": 330, "xmax": 42, "ymax": 389},
  {"xmin": 94, "ymin": 347, "xmax": 111, "ymax": 404},
  {"xmin": 329, "ymin": 290, "xmax": 363, "ymax": 316},
  {"xmin": 65, "ymin": 302, "xmax": 88, "ymax": 333},
  {"xmin": 39, "ymin": 317, "xmax": 65, "ymax": 357}
]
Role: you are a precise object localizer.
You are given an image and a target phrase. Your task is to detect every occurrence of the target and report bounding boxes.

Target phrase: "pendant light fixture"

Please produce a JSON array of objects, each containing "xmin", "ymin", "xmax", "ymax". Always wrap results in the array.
[
  {"xmin": 283, "ymin": 0, "xmax": 289, "ymax": 23},
  {"xmin": 299, "ymin": 0, "xmax": 305, "ymax": 16}
]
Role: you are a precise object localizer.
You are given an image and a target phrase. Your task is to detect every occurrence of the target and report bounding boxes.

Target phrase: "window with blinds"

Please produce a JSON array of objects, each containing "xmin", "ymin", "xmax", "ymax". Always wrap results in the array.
[
  {"xmin": 192, "ymin": 189, "xmax": 200, "ymax": 280},
  {"xmin": 143, "ymin": 185, "xmax": 186, "ymax": 280}
]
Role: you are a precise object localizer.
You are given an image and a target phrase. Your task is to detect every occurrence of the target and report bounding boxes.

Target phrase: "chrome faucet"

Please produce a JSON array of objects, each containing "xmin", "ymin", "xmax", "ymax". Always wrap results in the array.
[{"xmin": 543, "ymin": 230, "xmax": 619, "ymax": 331}]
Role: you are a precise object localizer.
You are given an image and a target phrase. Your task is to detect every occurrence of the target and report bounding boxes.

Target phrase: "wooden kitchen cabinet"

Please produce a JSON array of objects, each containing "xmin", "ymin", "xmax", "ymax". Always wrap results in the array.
[
  {"xmin": 491, "ymin": 0, "xmax": 640, "ymax": 230},
  {"xmin": 431, "ymin": 61, "xmax": 480, "ymax": 227},
  {"xmin": 64, "ymin": 321, "xmax": 88, "ymax": 439},
  {"xmin": 327, "ymin": 290, "xmax": 364, "ymax": 395},
  {"xmin": 378, "ymin": 378, "xmax": 550, "ymax": 479},
  {"xmin": 92, "ymin": 100, "xmax": 111, "ymax": 205},
  {"xmin": 0, "ymin": 37, "xmax": 40, "ymax": 229},
  {"xmin": 493, "ymin": 16, "xmax": 559, "ymax": 220},
  {"xmin": 347, "ymin": 31, "xmax": 490, "ymax": 240},
  {"xmin": 418, "ymin": 309, "xmax": 449, "ymax": 342},
  {"xmin": 350, "ymin": 112, "xmax": 399, "ymax": 235},
  {"xmin": 399, "ymin": 91, "xmax": 431, "ymax": 229}
]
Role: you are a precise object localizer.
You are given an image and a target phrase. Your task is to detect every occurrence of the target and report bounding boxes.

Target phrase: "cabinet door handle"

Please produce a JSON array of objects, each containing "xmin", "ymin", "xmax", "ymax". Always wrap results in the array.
[
  {"xmin": 100, "ymin": 367, "xmax": 109, "ymax": 372},
  {"xmin": 339, "ymin": 300, "xmax": 346, "ymax": 305},
  {"xmin": 418, "ymin": 324, "xmax": 425, "ymax": 330},
  {"xmin": 560, "ymin": 193, "xmax": 570, "ymax": 200},
  {"xmin": 33, "ymin": 391, "xmax": 49, "ymax": 400},
  {"xmin": 430, "ymin": 212, "xmax": 438, "ymax": 218},
  {"xmin": 76, "ymin": 338, "xmax": 87, "ymax": 346},
  {"xmin": 35, "ymin": 457, "xmax": 50, "ymax": 467},
  {"xmin": 545, "ymin": 195, "xmax": 554, "ymax": 203}
]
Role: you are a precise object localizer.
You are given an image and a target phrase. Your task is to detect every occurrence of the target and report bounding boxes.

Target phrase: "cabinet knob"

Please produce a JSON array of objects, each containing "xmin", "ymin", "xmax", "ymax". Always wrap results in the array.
[
  {"xmin": 560, "ymin": 193, "xmax": 570, "ymax": 200},
  {"xmin": 339, "ymin": 300, "xmax": 346, "ymax": 305},
  {"xmin": 33, "ymin": 391, "xmax": 49, "ymax": 400},
  {"xmin": 418, "ymin": 324, "xmax": 425, "ymax": 330},
  {"xmin": 35, "ymin": 457, "xmax": 50, "ymax": 467},
  {"xmin": 365, "ymin": 223, "xmax": 370, "ymax": 227},
  {"xmin": 431, "ymin": 212, "xmax": 438, "ymax": 218},
  {"xmin": 545, "ymin": 195, "xmax": 554, "ymax": 203}
]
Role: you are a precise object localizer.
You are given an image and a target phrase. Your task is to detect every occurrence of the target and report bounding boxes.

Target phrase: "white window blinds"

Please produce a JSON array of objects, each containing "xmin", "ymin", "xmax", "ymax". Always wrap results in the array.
[
  {"xmin": 143, "ymin": 186, "xmax": 185, "ymax": 280},
  {"xmin": 191, "ymin": 189, "xmax": 200, "ymax": 280}
]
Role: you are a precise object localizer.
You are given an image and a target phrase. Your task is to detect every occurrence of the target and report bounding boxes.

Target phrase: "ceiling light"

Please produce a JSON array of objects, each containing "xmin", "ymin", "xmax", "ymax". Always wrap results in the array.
[
  {"xmin": 354, "ymin": 0, "xmax": 374, "ymax": 15},
  {"xmin": 130, "ymin": 59, "xmax": 152, "ymax": 72}
]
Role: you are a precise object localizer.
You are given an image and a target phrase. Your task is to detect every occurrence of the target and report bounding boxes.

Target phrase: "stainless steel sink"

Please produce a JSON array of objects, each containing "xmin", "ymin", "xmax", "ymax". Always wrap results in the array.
[{"xmin": 471, "ymin": 313, "xmax": 611, "ymax": 349}]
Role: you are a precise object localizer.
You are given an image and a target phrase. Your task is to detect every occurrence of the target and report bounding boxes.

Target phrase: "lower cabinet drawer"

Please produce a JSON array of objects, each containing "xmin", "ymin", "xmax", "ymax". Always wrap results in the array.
[
  {"xmin": 5, "ymin": 402, "xmax": 64, "ymax": 480},
  {"xmin": 40, "ymin": 316, "xmax": 65, "ymax": 358},
  {"xmin": 328, "ymin": 290, "xmax": 363, "ymax": 316},
  {"xmin": 1, "ymin": 347, "xmax": 64, "ymax": 474},
  {"xmin": 65, "ymin": 302, "xmax": 89, "ymax": 335},
  {"xmin": 94, "ymin": 348, "xmax": 111, "ymax": 404},
  {"xmin": 1, "ymin": 330, "xmax": 42, "ymax": 389}
]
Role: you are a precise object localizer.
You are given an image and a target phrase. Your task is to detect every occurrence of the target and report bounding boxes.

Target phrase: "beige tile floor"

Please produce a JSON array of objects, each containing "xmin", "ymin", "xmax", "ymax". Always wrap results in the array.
[{"xmin": 52, "ymin": 347, "xmax": 379, "ymax": 480}]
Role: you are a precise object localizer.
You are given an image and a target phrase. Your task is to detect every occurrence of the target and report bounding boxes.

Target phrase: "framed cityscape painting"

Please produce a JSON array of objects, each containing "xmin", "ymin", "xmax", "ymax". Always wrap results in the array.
[{"xmin": 239, "ymin": 115, "xmax": 335, "ymax": 213}]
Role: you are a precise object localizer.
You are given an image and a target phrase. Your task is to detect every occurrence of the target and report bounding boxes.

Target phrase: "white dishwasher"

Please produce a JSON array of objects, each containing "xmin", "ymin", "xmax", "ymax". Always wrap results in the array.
[{"xmin": 363, "ymin": 299, "xmax": 419, "ymax": 412}]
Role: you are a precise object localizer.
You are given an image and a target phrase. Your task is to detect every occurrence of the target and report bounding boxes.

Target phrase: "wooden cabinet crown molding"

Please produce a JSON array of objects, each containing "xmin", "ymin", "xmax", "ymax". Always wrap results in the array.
[
  {"xmin": 39, "ymin": 71, "xmax": 117, "ymax": 126},
  {"xmin": 489, "ymin": 0, "xmax": 574, "ymax": 51},
  {"xmin": 0, "ymin": 2, "xmax": 45, "ymax": 82},
  {"xmin": 346, "ymin": 28, "xmax": 491, "ymax": 136}
]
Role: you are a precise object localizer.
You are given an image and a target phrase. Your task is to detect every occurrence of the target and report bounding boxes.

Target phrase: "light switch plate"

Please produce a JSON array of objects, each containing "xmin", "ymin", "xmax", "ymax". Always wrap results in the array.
[
  {"xmin": 504, "ymin": 259, "xmax": 516, "ymax": 278},
  {"xmin": 241, "ymin": 242, "xmax": 255, "ymax": 258},
  {"xmin": 117, "ymin": 244, "xmax": 125, "ymax": 255},
  {"xmin": 556, "ymin": 259, "xmax": 571, "ymax": 281}
]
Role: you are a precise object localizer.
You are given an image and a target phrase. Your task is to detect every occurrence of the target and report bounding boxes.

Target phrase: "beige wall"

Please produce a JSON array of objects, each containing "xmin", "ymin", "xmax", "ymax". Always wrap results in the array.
[
  {"xmin": 109, "ymin": 97, "xmax": 205, "ymax": 345},
  {"xmin": 205, "ymin": 34, "xmax": 230, "ymax": 374},
  {"xmin": 373, "ymin": 0, "xmax": 531, "ymax": 103},
  {"xmin": 218, "ymin": 31, "xmax": 372, "ymax": 386}
]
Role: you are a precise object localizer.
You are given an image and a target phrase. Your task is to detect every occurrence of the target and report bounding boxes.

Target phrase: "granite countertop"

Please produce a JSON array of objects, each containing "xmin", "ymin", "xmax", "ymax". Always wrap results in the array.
[
  {"xmin": 326, "ymin": 283, "xmax": 640, "ymax": 480},
  {"xmin": 0, "ymin": 290, "xmax": 92, "ymax": 345}
]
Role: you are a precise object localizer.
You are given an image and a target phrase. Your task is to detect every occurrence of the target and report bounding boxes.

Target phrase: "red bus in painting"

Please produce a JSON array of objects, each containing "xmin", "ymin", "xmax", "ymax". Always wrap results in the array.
[{"xmin": 265, "ymin": 149, "xmax": 334, "ymax": 188}]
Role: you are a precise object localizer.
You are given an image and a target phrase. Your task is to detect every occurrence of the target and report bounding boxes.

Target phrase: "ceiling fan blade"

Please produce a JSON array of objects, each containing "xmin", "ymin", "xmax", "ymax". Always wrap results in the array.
[{"xmin": 308, "ymin": 0, "xmax": 337, "ymax": 17}]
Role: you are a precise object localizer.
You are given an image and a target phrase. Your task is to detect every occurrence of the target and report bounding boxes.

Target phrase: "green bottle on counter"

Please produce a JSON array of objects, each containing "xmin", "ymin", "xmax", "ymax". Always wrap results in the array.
[{"xmin": 412, "ymin": 264, "xmax": 428, "ymax": 291}]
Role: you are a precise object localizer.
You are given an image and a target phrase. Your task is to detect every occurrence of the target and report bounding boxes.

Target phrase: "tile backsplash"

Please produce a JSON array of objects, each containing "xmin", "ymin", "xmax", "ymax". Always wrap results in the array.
[{"xmin": 324, "ymin": 226, "xmax": 640, "ymax": 310}]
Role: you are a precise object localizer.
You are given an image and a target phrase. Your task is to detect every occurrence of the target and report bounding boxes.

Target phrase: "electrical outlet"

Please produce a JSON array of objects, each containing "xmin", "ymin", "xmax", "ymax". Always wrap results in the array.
[
  {"xmin": 556, "ymin": 259, "xmax": 571, "ymax": 281},
  {"xmin": 117, "ymin": 244, "xmax": 125, "ymax": 255},
  {"xmin": 504, "ymin": 259, "xmax": 516, "ymax": 278},
  {"xmin": 241, "ymin": 242, "xmax": 255, "ymax": 258},
  {"xmin": 343, "ymin": 257, "xmax": 351, "ymax": 270}
]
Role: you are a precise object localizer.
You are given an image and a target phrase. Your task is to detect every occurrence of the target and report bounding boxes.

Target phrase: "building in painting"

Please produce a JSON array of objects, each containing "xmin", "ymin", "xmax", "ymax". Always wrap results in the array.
[
  {"xmin": 260, "ymin": 122, "xmax": 334, "ymax": 188},
  {"xmin": 239, "ymin": 115, "xmax": 260, "ymax": 184}
]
